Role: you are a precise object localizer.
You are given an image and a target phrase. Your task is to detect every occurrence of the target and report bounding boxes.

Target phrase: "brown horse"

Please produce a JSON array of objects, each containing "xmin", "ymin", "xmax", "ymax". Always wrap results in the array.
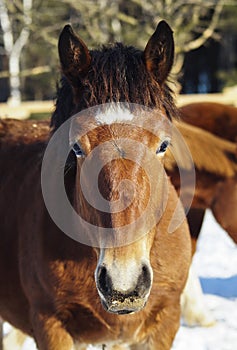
[
  {"xmin": 165, "ymin": 119, "xmax": 237, "ymax": 326},
  {"xmin": 179, "ymin": 101, "xmax": 237, "ymax": 142},
  {"xmin": 165, "ymin": 119, "xmax": 237, "ymax": 252},
  {"xmin": 178, "ymin": 102, "xmax": 237, "ymax": 252},
  {"xmin": 0, "ymin": 21, "xmax": 191, "ymax": 350}
]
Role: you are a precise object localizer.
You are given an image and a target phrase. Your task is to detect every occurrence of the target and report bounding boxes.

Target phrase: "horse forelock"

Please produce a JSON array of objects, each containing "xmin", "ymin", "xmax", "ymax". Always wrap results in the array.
[{"xmin": 51, "ymin": 43, "xmax": 177, "ymax": 132}]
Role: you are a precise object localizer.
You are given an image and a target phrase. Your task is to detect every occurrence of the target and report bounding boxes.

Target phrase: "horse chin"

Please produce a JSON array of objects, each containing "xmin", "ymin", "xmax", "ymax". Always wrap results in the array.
[{"xmin": 100, "ymin": 297, "xmax": 147, "ymax": 315}]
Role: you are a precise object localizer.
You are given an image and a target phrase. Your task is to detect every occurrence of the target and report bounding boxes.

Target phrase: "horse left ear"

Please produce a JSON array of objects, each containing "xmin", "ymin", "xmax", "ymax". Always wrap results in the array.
[
  {"xmin": 58, "ymin": 25, "xmax": 91, "ymax": 85},
  {"xmin": 143, "ymin": 21, "xmax": 174, "ymax": 84}
]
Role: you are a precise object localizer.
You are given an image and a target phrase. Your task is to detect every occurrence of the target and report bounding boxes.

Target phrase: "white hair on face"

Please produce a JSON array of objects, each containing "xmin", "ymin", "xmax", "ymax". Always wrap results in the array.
[{"xmin": 95, "ymin": 104, "xmax": 135, "ymax": 125}]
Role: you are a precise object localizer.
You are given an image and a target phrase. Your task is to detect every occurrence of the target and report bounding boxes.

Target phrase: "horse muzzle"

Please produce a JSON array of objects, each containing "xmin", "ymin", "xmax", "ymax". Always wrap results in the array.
[
  {"xmin": 100, "ymin": 292, "xmax": 148, "ymax": 315},
  {"xmin": 96, "ymin": 263, "xmax": 152, "ymax": 314}
]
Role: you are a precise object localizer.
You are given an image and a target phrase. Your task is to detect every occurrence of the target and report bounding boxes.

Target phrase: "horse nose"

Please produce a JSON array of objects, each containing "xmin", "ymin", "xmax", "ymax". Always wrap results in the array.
[{"xmin": 96, "ymin": 263, "xmax": 152, "ymax": 298}]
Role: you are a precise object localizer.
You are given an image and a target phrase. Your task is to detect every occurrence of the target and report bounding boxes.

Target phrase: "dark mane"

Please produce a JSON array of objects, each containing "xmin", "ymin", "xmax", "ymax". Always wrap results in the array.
[{"xmin": 51, "ymin": 43, "xmax": 177, "ymax": 131}]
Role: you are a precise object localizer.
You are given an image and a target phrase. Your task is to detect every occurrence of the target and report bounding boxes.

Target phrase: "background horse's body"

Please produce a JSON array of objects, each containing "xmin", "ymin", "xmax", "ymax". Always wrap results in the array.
[
  {"xmin": 179, "ymin": 102, "xmax": 237, "ymax": 142},
  {"xmin": 0, "ymin": 22, "xmax": 191, "ymax": 350},
  {"xmin": 171, "ymin": 104, "xmax": 237, "ymax": 326},
  {"xmin": 178, "ymin": 103, "xmax": 237, "ymax": 251},
  {"xmin": 165, "ymin": 120, "xmax": 237, "ymax": 252},
  {"xmin": 165, "ymin": 119, "xmax": 237, "ymax": 327}
]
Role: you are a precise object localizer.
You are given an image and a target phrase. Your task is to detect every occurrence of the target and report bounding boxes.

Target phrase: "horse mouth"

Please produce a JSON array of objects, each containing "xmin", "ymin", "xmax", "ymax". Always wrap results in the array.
[{"xmin": 101, "ymin": 297, "xmax": 146, "ymax": 315}]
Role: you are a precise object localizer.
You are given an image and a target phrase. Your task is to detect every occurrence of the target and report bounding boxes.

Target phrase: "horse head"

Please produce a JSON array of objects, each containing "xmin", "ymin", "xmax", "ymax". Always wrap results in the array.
[{"xmin": 56, "ymin": 21, "xmax": 176, "ymax": 315}]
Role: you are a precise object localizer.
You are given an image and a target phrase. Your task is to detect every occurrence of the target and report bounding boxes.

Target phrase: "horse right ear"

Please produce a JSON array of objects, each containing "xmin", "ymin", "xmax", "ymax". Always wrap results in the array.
[
  {"xmin": 58, "ymin": 25, "xmax": 91, "ymax": 85},
  {"xmin": 143, "ymin": 21, "xmax": 174, "ymax": 85}
]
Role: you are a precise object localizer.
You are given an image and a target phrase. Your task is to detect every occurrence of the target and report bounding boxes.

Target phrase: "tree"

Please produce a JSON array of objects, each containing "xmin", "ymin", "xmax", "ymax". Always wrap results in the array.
[
  {"xmin": 58, "ymin": 0, "xmax": 225, "ymax": 80},
  {"xmin": 216, "ymin": 1, "xmax": 237, "ymax": 88},
  {"xmin": 0, "ymin": 0, "xmax": 232, "ymax": 101},
  {"xmin": 0, "ymin": 0, "xmax": 32, "ymax": 105}
]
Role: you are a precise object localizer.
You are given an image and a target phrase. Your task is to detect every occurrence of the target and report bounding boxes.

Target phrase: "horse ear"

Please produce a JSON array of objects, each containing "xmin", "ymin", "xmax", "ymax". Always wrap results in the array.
[
  {"xmin": 143, "ymin": 21, "xmax": 174, "ymax": 84},
  {"xmin": 58, "ymin": 25, "xmax": 91, "ymax": 85}
]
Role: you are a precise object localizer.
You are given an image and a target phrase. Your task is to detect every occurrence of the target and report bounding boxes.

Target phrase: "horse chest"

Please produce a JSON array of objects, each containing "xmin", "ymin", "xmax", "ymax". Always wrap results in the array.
[{"xmin": 57, "ymin": 298, "xmax": 144, "ymax": 345}]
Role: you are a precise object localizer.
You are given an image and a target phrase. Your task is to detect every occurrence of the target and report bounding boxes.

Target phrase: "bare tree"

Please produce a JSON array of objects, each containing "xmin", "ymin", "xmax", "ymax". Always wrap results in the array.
[
  {"xmin": 127, "ymin": 0, "xmax": 224, "ymax": 75},
  {"xmin": 0, "ymin": 0, "xmax": 32, "ymax": 105},
  {"xmin": 65, "ymin": 0, "xmax": 224, "ymax": 78},
  {"xmin": 0, "ymin": 0, "xmax": 227, "ymax": 101}
]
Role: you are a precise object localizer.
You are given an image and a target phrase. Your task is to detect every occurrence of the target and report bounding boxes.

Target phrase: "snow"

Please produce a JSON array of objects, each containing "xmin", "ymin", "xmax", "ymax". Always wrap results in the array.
[
  {"xmin": 3, "ymin": 210, "xmax": 237, "ymax": 349},
  {"xmin": 172, "ymin": 210, "xmax": 237, "ymax": 350}
]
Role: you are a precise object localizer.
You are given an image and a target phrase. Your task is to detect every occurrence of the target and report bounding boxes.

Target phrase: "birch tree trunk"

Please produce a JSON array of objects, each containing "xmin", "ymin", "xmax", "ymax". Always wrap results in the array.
[{"xmin": 0, "ymin": 0, "xmax": 32, "ymax": 106}]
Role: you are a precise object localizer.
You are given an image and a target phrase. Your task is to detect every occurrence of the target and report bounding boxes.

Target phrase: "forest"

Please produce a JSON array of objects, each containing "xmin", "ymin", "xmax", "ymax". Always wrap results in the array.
[{"xmin": 0, "ymin": 0, "xmax": 236, "ymax": 104}]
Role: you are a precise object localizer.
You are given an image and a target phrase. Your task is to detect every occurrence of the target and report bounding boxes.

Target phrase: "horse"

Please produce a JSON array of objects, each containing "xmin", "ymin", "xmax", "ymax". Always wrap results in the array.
[
  {"xmin": 0, "ymin": 21, "xmax": 191, "ymax": 350},
  {"xmin": 165, "ymin": 120, "xmax": 237, "ymax": 326},
  {"xmin": 179, "ymin": 102, "xmax": 237, "ymax": 142},
  {"xmin": 0, "ymin": 118, "xmax": 50, "ymax": 143},
  {"xmin": 175, "ymin": 103, "xmax": 237, "ymax": 326},
  {"xmin": 165, "ymin": 119, "xmax": 237, "ymax": 252},
  {"xmin": 177, "ymin": 102, "xmax": 237, "ymax": 254},
  {"xmin": 0, "ymin": 118, "xmax": 235, "ymax": 340}
]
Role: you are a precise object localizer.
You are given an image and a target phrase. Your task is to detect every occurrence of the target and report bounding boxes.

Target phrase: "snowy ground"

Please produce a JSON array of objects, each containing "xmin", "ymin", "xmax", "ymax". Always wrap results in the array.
[
  {"xmin": 3, "ymin": 210, "xmax": 237, "ymax": 350},
  {"xmin": 172, "ymin": 209, "xmax": 237, "ymax": 350}
]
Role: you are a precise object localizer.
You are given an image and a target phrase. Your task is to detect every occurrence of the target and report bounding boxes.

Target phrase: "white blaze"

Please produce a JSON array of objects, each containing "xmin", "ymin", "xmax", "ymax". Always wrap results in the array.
[{"xmin": 95, "ymin": 104, "xmax": 135, "ymax": 125}]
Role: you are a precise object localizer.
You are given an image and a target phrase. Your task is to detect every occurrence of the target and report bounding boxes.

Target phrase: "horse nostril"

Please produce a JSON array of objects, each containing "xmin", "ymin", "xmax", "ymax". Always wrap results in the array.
[
  {"xmin": 97, "ymin": 266, "xmax": 112, "ymax": 296},
  {"xmin": 136, "ymin": 264, "xmax": 152, "ymax": 297},
  {"xmin": 142, "ymin": 264, "xmax": 150, "ymax": 281}
]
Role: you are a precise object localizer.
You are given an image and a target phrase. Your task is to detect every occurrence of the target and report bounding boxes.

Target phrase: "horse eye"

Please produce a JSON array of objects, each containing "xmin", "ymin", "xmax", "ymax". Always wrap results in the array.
[
  {"xmin": 156, "ymin": 140, "xmax": 170, "ymax": 155},
  {"xmin": 72, "ymin": 143, "xmax": 84, "ymax": 158}
]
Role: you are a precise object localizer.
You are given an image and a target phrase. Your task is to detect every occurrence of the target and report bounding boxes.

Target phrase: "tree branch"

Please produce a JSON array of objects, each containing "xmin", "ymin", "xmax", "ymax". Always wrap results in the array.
[{"xmin": 182, "ymin": 0, "xmax": 224, "ymax": 53}]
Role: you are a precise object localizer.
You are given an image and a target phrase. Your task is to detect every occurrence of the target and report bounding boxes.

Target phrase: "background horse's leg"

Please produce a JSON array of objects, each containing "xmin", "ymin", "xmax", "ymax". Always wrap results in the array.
[
  {"xmin": 181, "ymin": 265, "xmax": 215, "ymax": 326},
  {"xmin": 3, "ymin": 327, "xmax": 28, "ymax": 350},
  {"xmin": 187, "ymin": 208, "xmax": 205, "ymax": 255},
  {"xmin": 182, "ymin": 209, "xmax": 216, "ymax": 326},
  {"xmin": 0, "ymin": 318, "xmax": 3, "ymax": 350}
]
